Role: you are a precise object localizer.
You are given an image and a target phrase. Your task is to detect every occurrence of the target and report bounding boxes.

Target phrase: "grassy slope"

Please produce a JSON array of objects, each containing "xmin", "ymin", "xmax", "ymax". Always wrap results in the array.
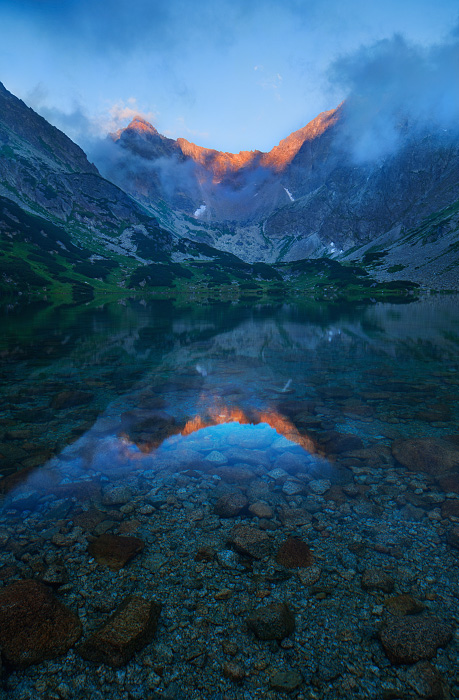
[{"xmin": 10, "ymin": 193, "xmax": 459, "ymax": 307}]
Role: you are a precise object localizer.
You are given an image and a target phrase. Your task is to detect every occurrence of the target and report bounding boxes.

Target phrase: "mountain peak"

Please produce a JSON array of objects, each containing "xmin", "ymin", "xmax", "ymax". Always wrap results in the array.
[{"xmin": 125, "ymin": 115, "xmax": 159, "ymax": 135}]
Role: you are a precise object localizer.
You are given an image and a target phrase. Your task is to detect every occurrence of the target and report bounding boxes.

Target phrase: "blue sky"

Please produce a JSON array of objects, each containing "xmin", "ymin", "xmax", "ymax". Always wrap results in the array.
[{"xmin": 0, "ymin": 0, "xmax": 458, "ymax": 152}]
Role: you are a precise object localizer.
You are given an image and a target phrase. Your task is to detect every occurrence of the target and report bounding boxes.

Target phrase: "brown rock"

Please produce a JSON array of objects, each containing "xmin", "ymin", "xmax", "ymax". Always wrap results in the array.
[
  {"xmin": 78, "ymin": 595, "xmax": 161, "ymax": 667},
  {"xmin": 441, "ymin": 500, "xmax": 459, "ymax": 519},
  {"xmin": 228, "ymin": 525, "xmax": 272, "ymax": 560},
  {"xmin": 246, "ymin": 602, "xmax": 295, "ymax": 641},
  {"xmin": 88, "ymin": 534, "xmax": 144, "ymax": 571},
  {"xmin": 380, "ymin": 616, "xmax": 453, "ymax": 664},
  {"xmin": 214, "ymin": 492, "xmax": 248, "ymax": 518},
  {"xmin": 384, "ymin": 594, "xmax": 425, "ymax": 616},
  {"xmin": 0, "ymin": 580, "xmax": 82, "ymax": 668},
  {"xmin": 194, "ymin": 546, "xmax": 215, "ymax": 562},
  {"xmin": 361, "ymin": 568, "xmax": 395, "ymax": 593},
  {"xmin": 392, "ymin": 438, "xmax": 459, "ymax": 476},
  {"xmin": 405, "ymin": 661, "xmax": 450, "ymax": 699},
  {"xmin": 72, "ymin": 508, "xmax": 105, "ymax": 531},
  {"xmin": 249, "ymin": 501, "xmax": 274, "ymax": 519},
  {"xmin": 275, "ymin": 538, "xmax": 314, "ymax": 568},
  {"xmin": 223, "ymin": 661, "xmax": 246, "ymax": 683}
]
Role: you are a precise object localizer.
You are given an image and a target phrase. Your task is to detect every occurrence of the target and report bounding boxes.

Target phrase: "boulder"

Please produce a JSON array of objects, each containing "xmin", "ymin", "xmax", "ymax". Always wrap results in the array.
[
  {"xmin": 0, "ymin": 580, "xmax": 81, "ymax": 668},
  {"xmin": 79, "ymin": 595, "xmax": 161, "ymax": 667}
]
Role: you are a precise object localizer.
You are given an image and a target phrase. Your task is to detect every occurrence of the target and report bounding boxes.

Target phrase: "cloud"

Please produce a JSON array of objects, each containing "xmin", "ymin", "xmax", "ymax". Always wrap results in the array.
[
  {"xmin": 26, "ymin": 86, "xmax": 160, "ymax": 154},
  {"xmin": 328, "ymin": 27, "xmax": 459, "ymax": 161}
]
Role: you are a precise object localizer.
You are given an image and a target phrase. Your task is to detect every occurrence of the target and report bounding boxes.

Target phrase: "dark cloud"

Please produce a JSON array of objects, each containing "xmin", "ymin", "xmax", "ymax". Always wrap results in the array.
[{"xmin": 329, "ymin": 27, "xmax": 459, "ymax": 161}]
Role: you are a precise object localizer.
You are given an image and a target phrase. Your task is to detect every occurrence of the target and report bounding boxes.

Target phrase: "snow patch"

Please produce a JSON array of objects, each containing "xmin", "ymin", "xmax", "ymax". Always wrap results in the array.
[
  {"xmin": 194, "ymin": 204, "xmax": 207, "ymax": 218},
  {"xmin": 284, "ymin": 187, "xmax": 294, "ymax": 202}
]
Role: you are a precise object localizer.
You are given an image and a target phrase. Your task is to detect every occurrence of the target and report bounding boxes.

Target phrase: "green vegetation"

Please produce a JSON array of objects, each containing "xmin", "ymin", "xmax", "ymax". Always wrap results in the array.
[{"xmin": 0, "ymin": 193, "xmax": 423, "ymax": 306}]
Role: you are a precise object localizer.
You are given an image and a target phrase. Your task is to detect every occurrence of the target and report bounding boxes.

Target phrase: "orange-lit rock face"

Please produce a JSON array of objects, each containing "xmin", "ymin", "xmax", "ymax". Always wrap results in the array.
[{"xmin": 116, "ymin": 107, "xmax": 341, "ymax": 185}]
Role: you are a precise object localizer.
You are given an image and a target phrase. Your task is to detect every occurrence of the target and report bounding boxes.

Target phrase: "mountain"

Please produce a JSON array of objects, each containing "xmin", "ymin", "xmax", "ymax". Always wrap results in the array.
[
  {"xmin": 0, "ymin": 82, "xmax": 259, "ymax": 300},
  {"xmin": 103, "ymin": 104, "xmax": 459, "ymax": 267},
  {"xmin": 0, "ymin": 81, "xmax": 457, "ymax": 298}
]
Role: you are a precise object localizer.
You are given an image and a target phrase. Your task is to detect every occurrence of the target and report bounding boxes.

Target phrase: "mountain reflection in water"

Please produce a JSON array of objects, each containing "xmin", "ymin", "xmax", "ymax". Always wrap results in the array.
[{"xmin": 0, "ymin": 297, "xmax": 458, "ymax": 699}]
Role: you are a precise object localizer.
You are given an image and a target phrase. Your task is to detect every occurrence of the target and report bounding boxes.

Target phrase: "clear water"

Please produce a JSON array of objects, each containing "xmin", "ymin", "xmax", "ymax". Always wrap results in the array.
[{"xmin": 1, "ymin": 296, "xmax": 459, "ymax": 699}]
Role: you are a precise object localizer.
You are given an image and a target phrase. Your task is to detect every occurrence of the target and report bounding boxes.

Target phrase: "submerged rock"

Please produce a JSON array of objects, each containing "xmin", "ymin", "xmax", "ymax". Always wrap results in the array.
[
  {"xmin": 214, "ymin": 492, "xmax": 248, "ymax": 518},
  {"xmin": 384, "ymin": 594, "xmax": 425, "ymax": 616},
  {"xmin": 275, "ymin": 537, "xmax": 314, "ymax": 568},
  {"xmin": 361, "ymin": 568, "xmax": 395, "ymax": 593},
  {"xmin": 246, "ymin": 602, "xmax": 295, "ymax": 641},
  {"xmin": 380, "ymin": 616, "xmax": 453, "ymax": 664},
  {"xmin": 270, "ymin": 670, "xmax": 303, "ymax": 693},
  {"xmin": 88, "ymin": 534, "xmax": 145, "ymax": 571},
  {"xmin": 0, "ymin": 579, "xmax": 82, "ymax": 668},
  {"xmin": 392, "ymin": 438, "xmax": 459, "ymax": 476},
  {"xmin": 228, "ymin": 525, "xmax": 272, "ymax": 559},
  {"xmin": 405, "ymin": 661, "xmax": 451, "ymax": 699},
  {"xmin": 78, "ymin": 595, "xmax": 161, "ymax": 667}
]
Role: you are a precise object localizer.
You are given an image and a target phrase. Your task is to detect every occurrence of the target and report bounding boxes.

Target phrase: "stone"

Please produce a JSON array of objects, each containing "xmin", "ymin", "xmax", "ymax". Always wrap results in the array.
[
  {"xmin": 246, "ymin": 602, "xmax": 295, "ymax": 641},
  {"xmin": 441, "ymin": 500, "xmax": 459, "ymax": 519},
  {"xmin": 50, "ymin": 390, "xmax": 94, "ymax": 410},
  {"xmin": 279, "ymin": 507, "xmax": 311, "ymax": 527},
  {"xmin": 270, "ymin": 670, "xmax": 303, "ymax": 693},
  {"xmin": 194, "ymin": 546, "xmax": 215, "ymax": 562},
  {"xmin": 228, "ymin": 525, "xmax": 272, "ymax": 559},
  {"xmin": 214, "ymin": 492, "xmax": 248, "ymax": 518},
  {"xmin": 276, "ymin": 538, "xmax": 314, "ymax": 568},
  {"xmin": 222, "ymin": 661, "xmax": 246, "ymax": 683},
  {"xmin": 342, "ymin": 483, "xmax": 360, "ymax": 498},
  {"xmin": 405, "ymin": 661, "xmax": 450, "ymax": 699},
  {"xmin": 101, "ymin": 485, "xmax": 133, "ymax": 506},
  {"xmin": 361, "ymin": 568, "xmax": 395, "ymax": 593},
  {"xmin": 392, "ymin": 438, "xmax": 459, "ymax": 476},
  {"xmin": 40, "ymin": 561, "xmax": 69, "ymax": 588},
  {"xmin": 249, "ymin": 501, "xmax": 274, "ymax": 519},
  {"xmin": 380, "ymin": 616, "xmax": 453, "ymax": 664},
  {"xmin": 205, "ymin": 450, "xmax": 227, "ymax": 464},
  {"xmin": 384, "ymin": 594, "xmax": 425, "ymax": 616},
  {"xmin": 0, "ymin": 580, "xmax": 82, "ymax": 668},
  {"xmin": 88, "ymin": 534, "xmax": 144, "ymax": 571},
  {"xmin": 78, "ymin": 595, "xmax": 161, "ymax": 667},
  {"xmin": 282, "ymin": 480, "xmax": 305, "ymax": 497},
  {"xmin": 298, "ymin": 566, "xmax": 322, "ymax": 586},
  {"xmin": 216, "ymin": 549, "xmax": 240, "ymax": 569},
  {"xmin": 309, "ymin": 479, "xmax": 332, "ymax": 495}
]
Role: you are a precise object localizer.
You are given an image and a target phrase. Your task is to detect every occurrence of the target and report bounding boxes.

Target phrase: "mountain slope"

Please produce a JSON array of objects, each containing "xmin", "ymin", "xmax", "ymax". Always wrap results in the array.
[{"xmin": 103, "ymin": 104, "xmax": 459, "ymax": 265}]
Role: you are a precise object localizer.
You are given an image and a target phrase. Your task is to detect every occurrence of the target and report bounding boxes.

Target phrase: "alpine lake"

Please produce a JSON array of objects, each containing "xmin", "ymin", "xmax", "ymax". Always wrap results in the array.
[{"xmin": 0, "ymin": 294, "xmax": 459, "ymax": 700}]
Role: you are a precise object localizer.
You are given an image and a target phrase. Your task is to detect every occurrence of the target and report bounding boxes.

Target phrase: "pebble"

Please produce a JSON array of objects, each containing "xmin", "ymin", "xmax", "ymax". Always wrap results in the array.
[{"xmin": 270, "ymin": 670, "xmax": 303, "ymax": 693}]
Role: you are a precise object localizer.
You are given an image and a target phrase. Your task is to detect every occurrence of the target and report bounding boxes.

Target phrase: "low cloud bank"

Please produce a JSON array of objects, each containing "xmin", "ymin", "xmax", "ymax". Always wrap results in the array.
[{"xmin": 329, "ymin": 28, "xmax": 459, "ymax": 161}]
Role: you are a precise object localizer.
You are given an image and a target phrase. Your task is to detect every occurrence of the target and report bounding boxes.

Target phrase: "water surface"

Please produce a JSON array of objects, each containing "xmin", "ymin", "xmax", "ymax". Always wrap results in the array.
[{"xmin": 1, "ymin": 297, "xmax": 458, "ymax": 699}]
